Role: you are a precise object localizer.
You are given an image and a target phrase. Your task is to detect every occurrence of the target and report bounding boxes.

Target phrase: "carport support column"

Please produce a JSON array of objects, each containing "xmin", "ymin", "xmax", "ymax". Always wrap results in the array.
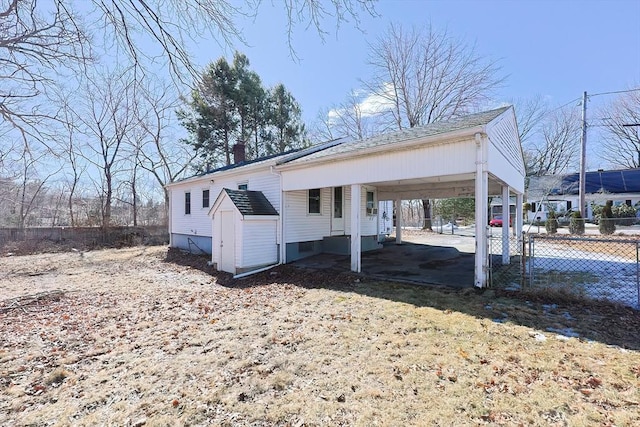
[
  {"xmin": 515, "ymin": 193, "xmax": 523, "ymax": 238},
  {"xmin": 395, "ymin": 198, "xmax": 402, "ymax": 244},
  {"xmin": 474, "ymin": 133, "xmax": 489, "ymax": 288},
  {"xmin": 502, "ymin": 185, "xmax": 511, "ymax": 265},
  {"xmin": 350, "ymin": 184, "xmax": 362, "ymax": 273}
]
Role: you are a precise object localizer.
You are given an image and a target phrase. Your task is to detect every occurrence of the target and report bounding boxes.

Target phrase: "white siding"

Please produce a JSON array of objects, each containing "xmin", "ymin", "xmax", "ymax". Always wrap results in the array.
[
  {"xmin": 169, "ymin": 168, "xmax": 280, "ymax": 239},
  {"xmin": 280, "ymin": 139, "xmax": 477, "ymax": 191},
  {"xmin": 284, "ymin": 188, "xmax": 331, "ymax": 243},
  {"xmin": 284, "ymin": 186, "xmax": 378, "ymax": 244},
  {"xmin": 170, "ymin": 181, "xmax": 212, "ymax": 238},
  {"xmin": 242, "ymin": 220, "xmax": 278, "ymax": 268}
]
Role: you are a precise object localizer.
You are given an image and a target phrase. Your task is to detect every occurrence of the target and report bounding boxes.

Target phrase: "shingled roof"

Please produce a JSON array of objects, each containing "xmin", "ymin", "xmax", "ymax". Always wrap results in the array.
[
  {"xmin": 224, "ymin": 189, "xmax": 279, "ymax": 216},
  {"xmin": 278, "ymin": 106, "xmax": 510, "ymax": 165}
]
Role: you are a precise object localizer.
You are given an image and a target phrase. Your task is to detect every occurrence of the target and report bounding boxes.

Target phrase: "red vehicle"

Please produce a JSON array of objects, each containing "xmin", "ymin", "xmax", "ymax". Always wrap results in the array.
[{"xmin": 489, "ymin": 215, "xmax": 512, "ymax": 227}]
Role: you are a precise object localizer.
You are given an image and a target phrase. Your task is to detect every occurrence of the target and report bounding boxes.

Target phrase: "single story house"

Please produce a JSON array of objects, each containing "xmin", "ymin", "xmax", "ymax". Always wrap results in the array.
[
  {"xmin": 167, "ymin": 106, "xmax": 526, "ymax": 287},
  {"xmin": 526, "ymin": 169, "xmax": 640, "ymax": 221}
]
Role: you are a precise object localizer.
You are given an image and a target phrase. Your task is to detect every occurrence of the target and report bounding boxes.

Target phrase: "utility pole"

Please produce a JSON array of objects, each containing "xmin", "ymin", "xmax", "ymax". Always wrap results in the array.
[{"xmin": 579, "ymin": 91, "xmax": 587, "ymax": 218}]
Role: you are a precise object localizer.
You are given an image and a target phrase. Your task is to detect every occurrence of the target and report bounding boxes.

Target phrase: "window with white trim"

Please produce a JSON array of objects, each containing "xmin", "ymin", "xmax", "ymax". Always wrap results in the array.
[
  {"xmin": 185, "ymin": 192, "xmax": 191, "ymax": 215},
  {"xmin": 308, "ymin": 189, "xmax": 321, "ymax": 214},
  {"xmin": 202, "ymin": 189, "xmax": 210, "ymax": 208}
]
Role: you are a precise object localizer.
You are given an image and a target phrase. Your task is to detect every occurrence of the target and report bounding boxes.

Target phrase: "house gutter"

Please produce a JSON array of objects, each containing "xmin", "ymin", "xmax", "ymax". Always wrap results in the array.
[{"xmin": 233, "ymin": 262, "xmax": 281, "ymax": 279}]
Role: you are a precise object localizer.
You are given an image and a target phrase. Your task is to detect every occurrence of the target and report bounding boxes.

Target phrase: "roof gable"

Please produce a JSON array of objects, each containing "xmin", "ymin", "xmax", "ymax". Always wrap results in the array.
[{"xmin": 278, "ymin": 107, "xmax": 510, "ymax": 166}]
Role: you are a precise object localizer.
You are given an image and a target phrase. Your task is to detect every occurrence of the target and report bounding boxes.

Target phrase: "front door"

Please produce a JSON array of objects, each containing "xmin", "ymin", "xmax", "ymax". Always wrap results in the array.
[
  {"xmin": 331, "ymin": 186, "xmax": 344, "ymax": 235},
  {"xmin": 220, "ymin": 210, "xmax": 235, "ymax": 273}
]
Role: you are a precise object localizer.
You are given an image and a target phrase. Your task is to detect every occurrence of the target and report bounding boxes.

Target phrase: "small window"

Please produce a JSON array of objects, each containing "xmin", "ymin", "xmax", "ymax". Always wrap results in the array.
[
  {"xmin": 185, "ymin": 192, "xmax": 191, "ymax": 215},
  {"xmin": 366, "ymin": 191, "xmax": 375, "ymax": 210},
  {"xmin": 626, "ymin": 200, "xmax": 632, "ymax": 206},
  {"xmin": 238, "ymin": 183, "xmax": 248, "ymax": 190},
  {"xmin": 202, "ymin": 189, "xmax": 210, "ymax": 208},
  {"xmin": 308, "ymin": 189, "xmax": 321, "ymax": 214}
]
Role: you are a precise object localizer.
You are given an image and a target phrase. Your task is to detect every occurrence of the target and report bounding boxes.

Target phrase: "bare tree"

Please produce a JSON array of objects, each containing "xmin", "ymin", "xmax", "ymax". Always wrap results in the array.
[
  {"xmin": 0, "ymin": 0, "xmax": 92, "ymax": 141},
  {"xmin": 15, "ymin": 143, "xmax": 61, "ymax": 228},
  {"xmin": 75, "ymin": 68, "xmax": 139, "ymax": 228},
  {"xmin": 524, "ymin": 106, "xmax": 581, "ymax": 177},
  {"xmin": 315, "ymin": 91, "xmax": 390, "ymax": 141},
  {"xmin": 1, "ymin": 0, "xmax": 375, "ymax": 138},
  {"xmin": 599, "ymin": 90, "xmax": 640, "ymax": 169},
  {"xmin": 363, "ymin": 23, "xmax": 503, "ymax": 229},
  {"xmin": 513, "ymin": 95, "xmax": 549, "ymax": 146},
  {"xmin": 137, "ymin": 82, "xmax": 196, "ymax": 220}
]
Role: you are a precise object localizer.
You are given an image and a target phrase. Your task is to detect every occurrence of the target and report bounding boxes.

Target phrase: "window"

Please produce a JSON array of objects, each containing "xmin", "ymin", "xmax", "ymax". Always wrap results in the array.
[
  {"xmin": 185, "ymin": 192, "xmax": 191, "ymax": 215},
  {"xmin": 308, "ymin": 189, "xmax": 321, "ymax": 214},
  {"xmin": 366, "ymin": 190, "xmax": 377, "ymax": 216},
  {"xmin": 202, "ymin": 189, "xmax": 210, "ymax": 208},
  {"xmin": 366, "ymin": 191, "xmax": 375, "ymax": 210},
  {"xmin": 333, "ymin": 187, "xmax": 342, "ymax": 218},
  {"xmin": 238, "ymin": 183, "xmax": 248, "ymax": 190}
]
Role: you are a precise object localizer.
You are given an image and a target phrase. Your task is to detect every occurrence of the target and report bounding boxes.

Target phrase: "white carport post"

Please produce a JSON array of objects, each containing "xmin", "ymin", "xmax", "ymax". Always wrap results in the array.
[
  {"xmin": 395, "ymin": 198, "xmax": 402, "ymax": 244},
  {"xmin": 502, "ymin": 185, "xmax": 511, "ymax": 265},
  {"xmin": 474, "ymin": 133, "xmax": 489, "ymax": 288},
  {"xmin": 515, "ymin": 193, "xmax": 523, "ymax": 238},
  {"xmin": 351, "ymin": 184, "xmax": 362, "ymax": 273}
]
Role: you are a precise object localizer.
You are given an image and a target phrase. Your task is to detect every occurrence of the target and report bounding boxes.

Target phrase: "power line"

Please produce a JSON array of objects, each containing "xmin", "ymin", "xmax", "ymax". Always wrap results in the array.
[{"xmin": 589, "ymin": 88, "xmax": 640, "ymax": 97}]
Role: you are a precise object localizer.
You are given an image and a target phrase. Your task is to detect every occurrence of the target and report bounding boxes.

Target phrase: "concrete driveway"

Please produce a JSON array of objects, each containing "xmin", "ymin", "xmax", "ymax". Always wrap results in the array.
[{"xmin": 292, "ymin": 231, "xmax": 476, "ymax": 289}]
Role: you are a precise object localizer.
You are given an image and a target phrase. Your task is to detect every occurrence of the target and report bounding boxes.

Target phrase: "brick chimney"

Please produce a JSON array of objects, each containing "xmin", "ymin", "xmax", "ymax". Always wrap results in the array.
[{"xmin": 233, "ymin": 141, "xmax": 246, "ymax": 164}]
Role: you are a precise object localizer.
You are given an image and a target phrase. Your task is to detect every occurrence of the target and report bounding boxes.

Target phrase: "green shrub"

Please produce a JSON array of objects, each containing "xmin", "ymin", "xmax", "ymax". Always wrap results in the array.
[
  {"xmin": 569, "ymin": 211, "xmax": 585, "ymax": 235},
  {"xmin": 545, "ymin": 210, "xmax": 558, "ymax": 234},
  {"xmin": 598, "ymin": 200, "xmax": 616, "ymax": 235}
]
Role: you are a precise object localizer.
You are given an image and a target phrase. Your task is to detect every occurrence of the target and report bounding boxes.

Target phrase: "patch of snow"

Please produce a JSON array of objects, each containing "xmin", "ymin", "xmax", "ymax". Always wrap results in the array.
[{"xmin": 546, "ymin": 327, "xmax": 580, "ymax": 339}]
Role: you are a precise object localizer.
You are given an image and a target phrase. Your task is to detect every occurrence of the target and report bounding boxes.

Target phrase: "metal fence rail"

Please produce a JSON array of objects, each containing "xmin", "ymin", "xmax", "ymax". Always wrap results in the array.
[
  {"xmin": 489, "ymin": 231, "xmax": 524, "ymax": 290},
  {"xmin": 528, "ymin": 235, "xmax": 640, "ymax": 309}
]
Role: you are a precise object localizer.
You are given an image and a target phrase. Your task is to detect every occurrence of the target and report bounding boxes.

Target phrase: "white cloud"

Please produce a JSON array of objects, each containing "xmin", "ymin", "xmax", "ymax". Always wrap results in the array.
[{"xmin": 327, "ymin": 83, "xmax": 396, "ymax": 122}]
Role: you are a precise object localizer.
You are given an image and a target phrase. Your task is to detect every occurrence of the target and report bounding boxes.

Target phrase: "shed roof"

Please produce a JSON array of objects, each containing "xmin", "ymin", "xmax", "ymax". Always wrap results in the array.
[
  {"xmin": 224, "ymin": 189, "xmax": 279, "ymax": 216},
  {"xmin": 277, "ymin": 106, "xmax": 510, "ymax": 165}
]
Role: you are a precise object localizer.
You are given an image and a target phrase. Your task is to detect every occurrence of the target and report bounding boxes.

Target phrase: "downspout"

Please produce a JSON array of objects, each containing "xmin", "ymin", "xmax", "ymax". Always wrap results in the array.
[
  {"xmin": 167, "ymin": 188, "xmax": 172, "ymax": 246},
  {"xmin": 270, "ymin": 165, "xmax": 285, "ymax": 264},
  {"xmin": 233, "ymin": 262, "xmax": 280, "ymax": 279}
]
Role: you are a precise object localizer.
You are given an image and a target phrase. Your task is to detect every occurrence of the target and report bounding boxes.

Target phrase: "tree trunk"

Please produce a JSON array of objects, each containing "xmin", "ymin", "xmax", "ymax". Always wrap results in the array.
[{"xmin": 422, "ymin": 199, "xmax": 432, "ymax": 230}]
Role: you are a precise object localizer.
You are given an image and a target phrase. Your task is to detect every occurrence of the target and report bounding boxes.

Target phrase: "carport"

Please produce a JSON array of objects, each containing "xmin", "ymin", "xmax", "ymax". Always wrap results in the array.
[{"xmin": 276, "ymin": 106, "xmax": 526, "ymax": 287}]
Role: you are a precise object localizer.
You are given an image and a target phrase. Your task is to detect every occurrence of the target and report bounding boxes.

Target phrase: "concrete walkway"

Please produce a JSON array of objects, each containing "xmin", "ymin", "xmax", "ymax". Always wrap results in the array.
[{"xmin": 292, "ymin": 234, "xmax": 476, "ymax": 289}]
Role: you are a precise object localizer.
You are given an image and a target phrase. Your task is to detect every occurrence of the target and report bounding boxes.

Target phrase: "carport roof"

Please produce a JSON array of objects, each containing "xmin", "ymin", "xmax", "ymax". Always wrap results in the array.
[{"xmin": 277, "ymin": 106, "xmax": 510, "ymax": 165}]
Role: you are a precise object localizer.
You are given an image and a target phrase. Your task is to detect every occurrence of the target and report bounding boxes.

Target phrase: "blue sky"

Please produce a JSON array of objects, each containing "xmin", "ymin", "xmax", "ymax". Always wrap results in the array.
[{"xmin": 189, "ymin": 0, "xmax": 640, "ymax": 131}]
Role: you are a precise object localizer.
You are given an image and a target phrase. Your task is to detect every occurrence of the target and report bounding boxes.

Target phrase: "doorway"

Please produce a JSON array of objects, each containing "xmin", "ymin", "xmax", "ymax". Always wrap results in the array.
[
  {"xmin": 331, "ymin": 186, "xmax": 345, "ymax": 235},
  {"xmin": 220, "ymin": 210, "xmax": 235, "ymax": 273}
]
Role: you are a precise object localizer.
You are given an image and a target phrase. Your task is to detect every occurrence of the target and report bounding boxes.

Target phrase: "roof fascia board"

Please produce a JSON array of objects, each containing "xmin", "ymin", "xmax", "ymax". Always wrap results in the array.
[
  {"xmin": 242, "ymin": 215, "xmax": 279, "ymax": 221},
  {"xmin": 275, "ymin": 125, "xmax": 486, "ymax": 171},
  {"xmin": 166, "ymin": 159, "xmax": 277, "ymax": 189}
]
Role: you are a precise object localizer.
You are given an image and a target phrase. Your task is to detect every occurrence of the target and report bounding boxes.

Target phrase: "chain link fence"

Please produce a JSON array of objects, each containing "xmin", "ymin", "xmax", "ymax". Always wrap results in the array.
[
  {"xmin": 489, "ymin": 232, "xmax": 640, "ymax": 309},
  {"xmin": 527, "ymin": 234, "xmax": 640, "ymax": 309},
  {"xmin": 489, "ymin": 231, "xmax": 524, "ymax": 291}
]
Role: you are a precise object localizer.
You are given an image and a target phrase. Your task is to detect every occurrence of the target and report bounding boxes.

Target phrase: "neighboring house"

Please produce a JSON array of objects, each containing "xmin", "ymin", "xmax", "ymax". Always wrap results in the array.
[
  {"xmin": 167, "ymin": 106, "xmax": 525, "ymax": 287},
  {"xmin": 526, "ymin": 169, "xmax": 640, "ymax": 221}
]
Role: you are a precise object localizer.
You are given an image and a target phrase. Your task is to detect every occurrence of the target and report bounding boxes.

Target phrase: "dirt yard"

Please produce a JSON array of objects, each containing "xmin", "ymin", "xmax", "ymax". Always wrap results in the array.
[{"xmin": 1, "ymin": 246, "xmax": 640, "ymax": 426}]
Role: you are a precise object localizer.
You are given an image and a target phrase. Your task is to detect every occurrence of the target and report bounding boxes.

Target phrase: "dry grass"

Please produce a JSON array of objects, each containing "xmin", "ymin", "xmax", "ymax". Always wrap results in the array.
[{"xmin": 1, "ymin": 246, "xmax": 639, "ymax": 426}]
